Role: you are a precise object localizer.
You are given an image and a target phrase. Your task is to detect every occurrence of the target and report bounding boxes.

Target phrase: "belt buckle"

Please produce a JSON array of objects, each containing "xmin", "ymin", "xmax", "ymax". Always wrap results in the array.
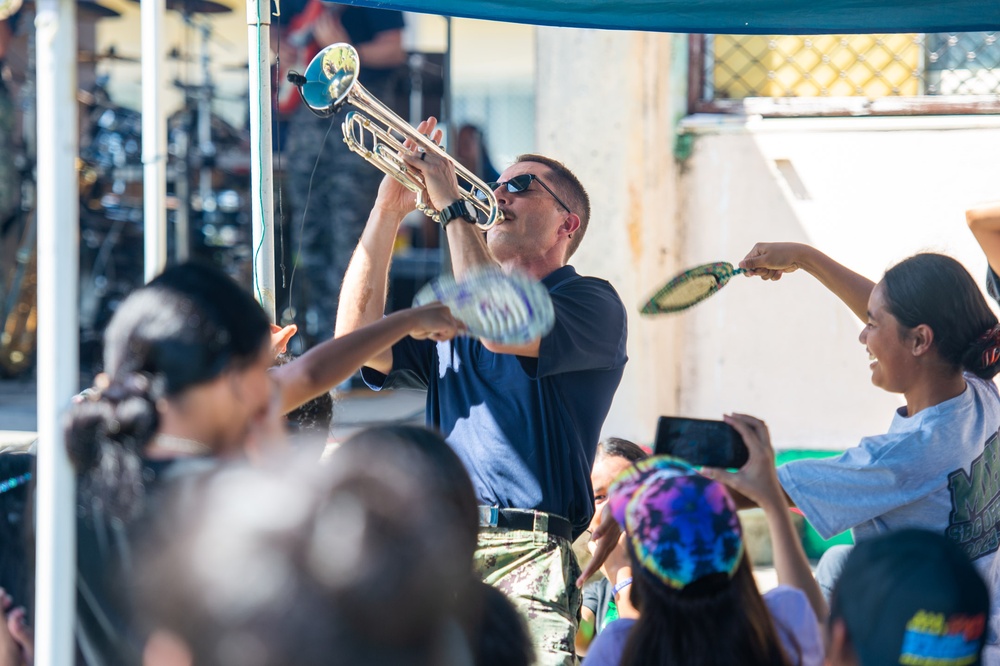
[{"xmin": 478, "ymin": 505, "xmax": 499, "ymax": 528}]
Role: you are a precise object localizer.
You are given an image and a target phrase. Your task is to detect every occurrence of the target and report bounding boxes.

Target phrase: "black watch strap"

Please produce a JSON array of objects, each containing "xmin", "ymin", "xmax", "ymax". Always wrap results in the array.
[{"xmin": 440, "ymin": 200, "xmax": 476, "ymax": 228}]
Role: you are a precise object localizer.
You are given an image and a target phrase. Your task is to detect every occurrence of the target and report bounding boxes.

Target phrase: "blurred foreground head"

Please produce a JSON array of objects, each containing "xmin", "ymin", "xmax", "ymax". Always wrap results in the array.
[
  {"xmin": 135, "ymin": 448, "xmax": 475, "ymax": 666},
  {"xmin": 828, "ymin": 529, "xmax": 988, "ymax": 666},
  {"xmin": 66, "ymin": 262, "xmax": 272, "ymax": 519},
  {"xmin": 335, "ymin": 425, "xmax": 534, "ymax": 665}
]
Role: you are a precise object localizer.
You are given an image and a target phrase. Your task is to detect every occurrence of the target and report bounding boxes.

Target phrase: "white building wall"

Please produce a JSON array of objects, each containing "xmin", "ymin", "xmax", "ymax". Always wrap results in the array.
[
  {"xmin": 534, "ymin": 28, "xmax": 1000, "ymax": 452},
  {"xmin": 536, "ymin": 27, "xmax": 682, "ymax": 446},
  {"xmin": 677, "ymin": 115, "xmax": 1000, "ymax": 450}
]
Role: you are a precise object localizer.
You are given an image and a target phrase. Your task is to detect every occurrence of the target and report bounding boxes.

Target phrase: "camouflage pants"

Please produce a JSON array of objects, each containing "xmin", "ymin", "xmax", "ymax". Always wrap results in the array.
[
  {"xmin": 283, "ymin": 100, "xmax": 385, "ymax": 342},
  {"xmin": 0, "ymin": 81, "xmax": 18, "ymax": 223},
  {"xmin": 474, "ymin": 520, "xmax": 583, "ymax": 666}
]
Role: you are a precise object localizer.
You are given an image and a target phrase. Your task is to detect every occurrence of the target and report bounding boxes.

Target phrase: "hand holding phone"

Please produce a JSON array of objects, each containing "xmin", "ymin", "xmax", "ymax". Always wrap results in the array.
[{"xmin": 653, "ymin": 415, "xmax": 749, "ymax": 469}]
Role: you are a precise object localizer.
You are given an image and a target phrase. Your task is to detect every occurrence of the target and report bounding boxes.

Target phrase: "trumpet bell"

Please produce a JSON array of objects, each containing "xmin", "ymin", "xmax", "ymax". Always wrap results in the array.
[
  {"xmin": 289, "ymin": 43, "xmax": 502, "ymax": 231},
  {"xmin": 0, "ymin": 0, "xmax": 22, "ymax": 20},
  {"xmin": 297, "ymin": 43, "xmax": 359, "ymax": 117}
]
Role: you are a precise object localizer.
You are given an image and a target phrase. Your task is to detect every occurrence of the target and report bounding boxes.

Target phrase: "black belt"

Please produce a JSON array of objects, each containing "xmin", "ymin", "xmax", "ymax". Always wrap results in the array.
[{"xmin": 478, "ymin": 507, "xmax": 573, "ymax": 542}]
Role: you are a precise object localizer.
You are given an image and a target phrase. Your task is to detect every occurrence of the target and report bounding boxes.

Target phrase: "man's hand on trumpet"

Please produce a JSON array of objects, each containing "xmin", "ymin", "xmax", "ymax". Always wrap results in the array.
[
  {"xmin": 371, "ymin": 116, "xmax": 447, "ymax": 218},
  {"xmin": 400, "ymin": 116, "xmax": 465, "ymax": 213}
]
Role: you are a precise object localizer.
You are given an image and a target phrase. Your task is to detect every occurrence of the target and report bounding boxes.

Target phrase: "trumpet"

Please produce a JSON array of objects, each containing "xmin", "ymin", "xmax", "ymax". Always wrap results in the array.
[
  {"xmin": 0, "ymin": 0, "xmax": 22, "ymax": 20},
  {"xmin": 288, "ymin": 43, "xmax": 501, "ymax": 231}
]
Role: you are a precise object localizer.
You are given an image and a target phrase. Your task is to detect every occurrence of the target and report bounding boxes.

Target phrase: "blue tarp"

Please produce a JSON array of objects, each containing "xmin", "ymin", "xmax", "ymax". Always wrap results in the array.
[{"xmin": 336, "ymin": 0, "xmax": 1000, "ymax": 35}]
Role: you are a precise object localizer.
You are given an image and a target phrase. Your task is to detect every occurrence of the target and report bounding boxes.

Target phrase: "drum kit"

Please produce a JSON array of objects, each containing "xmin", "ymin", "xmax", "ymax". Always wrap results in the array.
[{"xmin": 0, "ymin": 0, "xmax": 253, "ymax": 377}]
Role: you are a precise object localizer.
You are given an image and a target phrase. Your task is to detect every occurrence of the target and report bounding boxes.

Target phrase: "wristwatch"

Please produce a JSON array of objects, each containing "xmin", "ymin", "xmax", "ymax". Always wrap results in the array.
[{"xmin": 439, "ymin": 199, "xmax": 479, "ymax": 228}]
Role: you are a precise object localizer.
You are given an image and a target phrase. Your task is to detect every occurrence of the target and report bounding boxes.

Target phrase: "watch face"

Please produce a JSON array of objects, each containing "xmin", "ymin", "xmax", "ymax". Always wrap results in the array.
[{"xmin": 462, "ymin": 200, "xmax": 478, "ymax": 222}]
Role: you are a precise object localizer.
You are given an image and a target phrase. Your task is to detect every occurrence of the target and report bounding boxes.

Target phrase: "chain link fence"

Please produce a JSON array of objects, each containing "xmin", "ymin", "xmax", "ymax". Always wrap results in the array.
[{"xmin": 691, "ymin": 32, "xmax": 1000, "ymax": 115}]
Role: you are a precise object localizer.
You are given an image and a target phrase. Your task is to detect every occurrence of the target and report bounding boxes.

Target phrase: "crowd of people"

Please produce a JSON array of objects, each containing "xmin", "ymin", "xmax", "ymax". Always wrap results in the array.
[{"xmin": 1, "ymin": 94, "xmax": 1000, "ymax": 665}]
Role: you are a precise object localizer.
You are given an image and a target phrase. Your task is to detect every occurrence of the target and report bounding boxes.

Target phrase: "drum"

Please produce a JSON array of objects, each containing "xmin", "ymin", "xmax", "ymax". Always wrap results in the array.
[{"xmin": 81, "ymin": 104, "xmax": 143, "ymax": 174}]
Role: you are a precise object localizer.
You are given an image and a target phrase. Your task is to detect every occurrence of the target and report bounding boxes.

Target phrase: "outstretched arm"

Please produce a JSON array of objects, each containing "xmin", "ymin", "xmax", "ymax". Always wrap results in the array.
[
  {"xmin": 967, "ymin": 201, "xmax": 1000, "ymax": 276},
  {"xmin": 276, "ymin": 304, "xmax": 461, "ymax": 414},
  {"xmin": 701, "ymin": 414, "xmax": 827, "ymax": 622},
  {"xmin": 739, "ymin": 242, "xmax": 875, "ymax": 323},
  {"xmin": 334, "ymin": 120, "xmax": 447, "ymax": 373}
]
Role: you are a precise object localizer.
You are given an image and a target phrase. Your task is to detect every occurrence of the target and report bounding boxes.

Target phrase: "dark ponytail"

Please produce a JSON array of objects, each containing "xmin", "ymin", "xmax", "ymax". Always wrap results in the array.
[
  {"xmin": 965, "ymin": 324, "xmax": 1000, "ymax": 380},
  {"xmin": 882, "ymin": 254, "xmax": 1000, "ymax": 380},
  {"xmin": 65, "ymin": 262, "xmax": 270, "ymax": 521},
  {"xmin": 65, "ymin": 372, "xmax": 162, "ymax": 521}
]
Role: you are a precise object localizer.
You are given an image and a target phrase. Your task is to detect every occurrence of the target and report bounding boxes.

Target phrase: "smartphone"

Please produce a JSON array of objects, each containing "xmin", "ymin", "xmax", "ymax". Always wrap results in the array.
[{"xmin": 653, "ymin": 416, "xmax": 749, "ymax": 469}]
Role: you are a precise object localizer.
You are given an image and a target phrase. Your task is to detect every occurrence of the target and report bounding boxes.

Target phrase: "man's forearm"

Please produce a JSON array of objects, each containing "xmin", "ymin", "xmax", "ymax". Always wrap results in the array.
[
  {"xmin": 444, "ymin": 220, "xmax": 498, "ymax": 279},
  {"xmin": 335, "ymin": 206, "xmax": 404, "ymax": 338}
]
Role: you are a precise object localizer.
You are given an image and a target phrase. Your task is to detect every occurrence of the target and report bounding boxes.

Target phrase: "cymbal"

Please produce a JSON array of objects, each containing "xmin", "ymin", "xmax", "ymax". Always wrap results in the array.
[
  {"xmin": 125, "ymin": 0, "xmax": 231, "ymax": 13},
  {"xmin": 20, "ymin": 0, "xmax": 121, "ymax": 18},
  {"xmin": 78, "ymin": 0, "xmax": 120, "ymax": 18},
  {"xmin": 167, "ymin": 0, "xmax": 231, "ymax": 12},
  {"xmin": 166, "ymin": 47, "xmax": 197, "ymax": 63},
  {"xmin": 78, "ymin": 47, "xmax": 140, "ymax": 63}
]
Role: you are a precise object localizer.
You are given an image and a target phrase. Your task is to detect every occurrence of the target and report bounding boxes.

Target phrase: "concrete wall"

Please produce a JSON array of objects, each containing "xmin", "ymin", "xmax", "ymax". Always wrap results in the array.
[
  {"xmin": 535, "ymin": 28, "xmax": 1000, "ymax": 452},
  {"xmin": 536, "ymin": 27, "xmax": 682, "ymax": 446},
  {"xmin": 676, "ymin": 115, "xmax": 1000, "ymax": 450}
]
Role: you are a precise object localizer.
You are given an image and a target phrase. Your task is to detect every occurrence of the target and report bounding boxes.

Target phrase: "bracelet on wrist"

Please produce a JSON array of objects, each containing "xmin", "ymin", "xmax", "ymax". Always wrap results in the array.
[{"xmin": 612, "ymin": 577, "xmax": 633, "ymax": 597}]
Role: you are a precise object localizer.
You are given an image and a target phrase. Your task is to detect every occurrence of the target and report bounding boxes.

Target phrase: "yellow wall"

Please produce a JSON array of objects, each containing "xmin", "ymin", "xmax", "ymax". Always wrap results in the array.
[{"xmin": 713, "ymin": 34, "xmax": 921, "ymax": 99}]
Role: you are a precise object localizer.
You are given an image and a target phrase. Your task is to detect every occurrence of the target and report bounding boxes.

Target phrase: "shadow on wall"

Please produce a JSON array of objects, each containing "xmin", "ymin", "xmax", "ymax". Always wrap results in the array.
[{"xmin": 674, "ymin": 129, "xmax": 900, "ymax": 451}]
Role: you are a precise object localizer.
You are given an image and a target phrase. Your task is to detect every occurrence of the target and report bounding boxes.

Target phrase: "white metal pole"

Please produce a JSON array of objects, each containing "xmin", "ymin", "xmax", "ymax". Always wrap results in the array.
[
  {"xmin": 34, "ymin": 0, "xmax": 78, "ymax": 662},
  {"xmin": 247, "ymin": 0, "xmax": 275, "ymax": 319},
  {"xmin": 142, "ymin": 0, "xmax": 167, "ymax": 281}
]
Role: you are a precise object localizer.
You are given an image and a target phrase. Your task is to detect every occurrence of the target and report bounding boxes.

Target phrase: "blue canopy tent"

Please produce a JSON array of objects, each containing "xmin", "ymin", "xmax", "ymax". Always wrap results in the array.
[{"xmin": 333, "ymin": 0, "xmax": 1000, "ymax": 34}]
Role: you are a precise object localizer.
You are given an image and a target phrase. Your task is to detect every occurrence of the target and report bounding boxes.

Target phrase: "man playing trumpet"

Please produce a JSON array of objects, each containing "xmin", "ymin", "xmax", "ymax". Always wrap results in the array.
[{"xmin": 335, "ymin": 117, "xmax": 628, "ymax": 666}]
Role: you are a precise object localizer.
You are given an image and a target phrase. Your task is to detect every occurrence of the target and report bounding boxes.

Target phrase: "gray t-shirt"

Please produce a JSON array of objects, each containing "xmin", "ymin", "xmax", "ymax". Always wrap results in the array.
[
  {"xmin": 582, "ymin": 578, "xmax": 614, "ymax": 635},
  {"xmin": 778, "ymin": 374, "xmax": 1000, "ymax": 659}
]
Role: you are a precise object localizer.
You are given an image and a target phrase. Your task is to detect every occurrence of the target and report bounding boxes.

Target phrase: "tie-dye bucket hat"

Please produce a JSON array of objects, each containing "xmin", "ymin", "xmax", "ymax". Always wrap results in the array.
[{"xmin": 607, "ymin": 455, "xmax": 744, "ymax": 590}]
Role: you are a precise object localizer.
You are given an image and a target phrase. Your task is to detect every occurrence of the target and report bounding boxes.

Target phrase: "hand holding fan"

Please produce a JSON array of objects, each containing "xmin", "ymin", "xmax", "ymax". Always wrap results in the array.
[
  {"xmin": 414, "ymin": 267, "xmax": 555, "ymax": 345},
  {"xmin": 640, "ymin": 262, "xmax": 746, "ymax": 315}
]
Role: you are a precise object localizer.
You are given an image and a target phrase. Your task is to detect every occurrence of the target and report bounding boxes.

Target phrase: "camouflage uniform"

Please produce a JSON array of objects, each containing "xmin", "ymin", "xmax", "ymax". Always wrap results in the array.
[{"xmin": 474, "ymin": 517, "xmax": 583, "ymax": 666}]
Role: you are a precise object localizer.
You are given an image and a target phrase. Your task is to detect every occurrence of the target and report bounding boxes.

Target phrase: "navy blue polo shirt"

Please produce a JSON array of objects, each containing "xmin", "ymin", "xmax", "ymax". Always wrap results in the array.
[{"xmin": 362, "ymin": 265, "xmax": 628, "ymax": 538}]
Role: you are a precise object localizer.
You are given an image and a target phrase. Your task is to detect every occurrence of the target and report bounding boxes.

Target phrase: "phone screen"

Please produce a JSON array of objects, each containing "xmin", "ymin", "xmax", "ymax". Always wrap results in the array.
[{"xmin": 653, "ymin": 416, "xmax": 749, "ymax": 469}]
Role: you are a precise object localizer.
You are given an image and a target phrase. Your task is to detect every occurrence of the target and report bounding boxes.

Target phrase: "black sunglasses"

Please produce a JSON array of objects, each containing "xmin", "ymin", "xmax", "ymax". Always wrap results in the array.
[{"xmin": 475, "ymin": 174, "xmax": 572, "ymax": 214}]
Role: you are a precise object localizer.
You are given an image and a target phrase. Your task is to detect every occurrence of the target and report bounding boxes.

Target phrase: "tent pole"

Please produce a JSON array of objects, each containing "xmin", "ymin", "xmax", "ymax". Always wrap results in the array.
[
  {"xmin": 33, "ymin": 0, "xmax": 78, "ymax": 662},
  {"xmin": 247, "ymin": 0, "xmax": 275, "ymax": 320},
  {"xmin": 141, "ymin": 0, "xmax": 167, "ymax": 281}
]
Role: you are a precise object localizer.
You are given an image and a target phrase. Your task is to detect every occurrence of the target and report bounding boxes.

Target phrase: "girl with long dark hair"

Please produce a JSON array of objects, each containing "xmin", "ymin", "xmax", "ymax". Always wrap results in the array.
[
  {"xmin": 583, "ymin": 455, "xmax": 823, "ymax": 666},
  {"xmin": 705, "ymin": 244, "xmax": 1000, "ymax": 661},
  {"xmin": 65, "ymin": 261, "xmax": 461, "ymax": 663}
]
